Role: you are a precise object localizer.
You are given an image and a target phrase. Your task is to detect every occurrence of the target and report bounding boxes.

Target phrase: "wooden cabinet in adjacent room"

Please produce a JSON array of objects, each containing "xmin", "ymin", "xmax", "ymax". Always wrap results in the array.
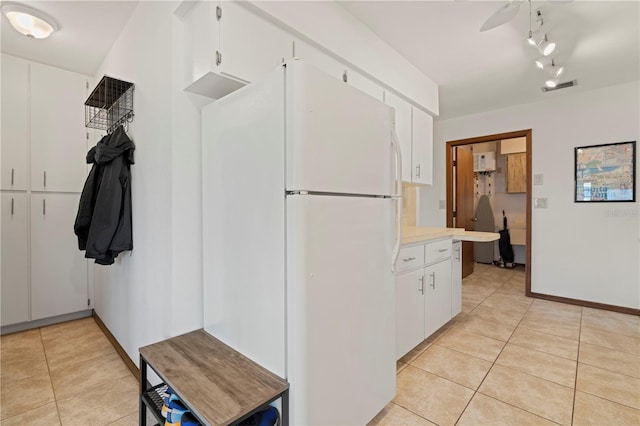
[{"xmin": 506, "ymin": 152, "xmax": 527, "ymax": 193}]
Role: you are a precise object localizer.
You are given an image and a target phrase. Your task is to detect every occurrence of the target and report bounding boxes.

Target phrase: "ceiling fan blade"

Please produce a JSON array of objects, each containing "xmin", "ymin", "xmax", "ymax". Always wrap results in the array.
[{"xmin": 480, "ymin": 2, "xmax": 521, "ymax": 32}]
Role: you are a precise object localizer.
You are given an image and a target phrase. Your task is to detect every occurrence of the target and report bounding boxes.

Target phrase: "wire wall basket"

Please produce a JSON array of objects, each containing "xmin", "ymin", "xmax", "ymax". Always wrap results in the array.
[{"xmin": 85, "ymin": 76, "xmax": 134, "ymax": 133}]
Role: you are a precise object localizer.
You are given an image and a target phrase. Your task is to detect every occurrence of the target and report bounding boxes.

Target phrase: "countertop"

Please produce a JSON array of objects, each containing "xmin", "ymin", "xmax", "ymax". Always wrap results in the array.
[{"xmin": 402, "ymin": 226, "xmax": 500, "ymax": 245}]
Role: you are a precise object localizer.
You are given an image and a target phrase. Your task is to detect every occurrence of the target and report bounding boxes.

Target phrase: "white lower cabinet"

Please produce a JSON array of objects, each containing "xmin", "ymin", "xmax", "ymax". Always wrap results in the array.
[
  {"xmin": 30, "ymin": 193, "xmax": 88, "ymax": 321},
  {"xmin": 1, "ymin": 193, "xmax": 29, "ymax": 326},
  {"xmin": 424, "ymin": 259, "xmax": 452, "ymax": 338},
  {"xmin": 395, "ymin": 238, "xmax": 457, "ymax": 360},
  {"xmin": 395, "ymin": 269, "xmax": 425, "ymax": 359},
  {"xmin": 452, "ymin": 241, "xmax": 462, "ymax": 316}
]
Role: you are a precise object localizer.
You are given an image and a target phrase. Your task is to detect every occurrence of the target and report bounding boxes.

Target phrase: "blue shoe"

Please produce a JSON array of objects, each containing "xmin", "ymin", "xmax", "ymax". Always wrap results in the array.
[
  {"xmin": 164, "ymin": 410, "xmax": 200, "ymax": 426},
  {"xmin": 238, "ymin": 407, "xmax": 279, "ymax": 426},
  {"xmin": 165, "ymin": 400, "xmax": 190, "ymax": 423}
]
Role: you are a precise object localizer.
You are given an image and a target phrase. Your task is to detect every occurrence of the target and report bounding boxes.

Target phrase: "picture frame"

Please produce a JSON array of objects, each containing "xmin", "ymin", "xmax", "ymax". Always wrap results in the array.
[{"xmin": 575, "ymin": 141, "xmax": 636, "ymax": 202}]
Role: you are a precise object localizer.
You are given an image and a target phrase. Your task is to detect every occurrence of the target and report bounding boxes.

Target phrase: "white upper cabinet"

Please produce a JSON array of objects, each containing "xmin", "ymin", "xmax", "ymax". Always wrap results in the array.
[
  {"xmin": 383, "ymin": 91, "xmax": 412, "ymax": 182},
  {"xmin": 221, "ymin": 1, "xmax": 290, "ymax": 83},
  {"xmin": 1, "ymin": 55, "xmax": 29, "ymax": 191},
  {"xmin": 184, "ymin": 1, "xmax": 291, "ymax": 98},
  {"xmin": 384, "ymin": 90, "xmax": 434, "ymax": 185},
  {"xmin": 411, "ymin": 107, "xmax": 433, "ymax": 185},
  {"xmin": 30, "ymin": 63, "xmax": 88, "ymax": 193},
  {"xmin": 345, "ymin": 68, "xmax": 383, "ymax": 102},
  {"xmin": 294, "ymin": 39, "xmax": 383, "ymax": 101}
]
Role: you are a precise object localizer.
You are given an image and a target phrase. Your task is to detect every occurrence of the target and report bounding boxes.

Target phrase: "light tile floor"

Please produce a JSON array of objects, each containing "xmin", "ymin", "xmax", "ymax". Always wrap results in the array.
[
  {"xmin": 370, "ymin": 263, "xmax": 640, "ymax": 426},
  {"xmin": 0, "ymin": 317, "xmax": 138, "ymax": 426},
  {"xmin": 1, "ymin": 263, "xmax": 639, "ymax": 425}
]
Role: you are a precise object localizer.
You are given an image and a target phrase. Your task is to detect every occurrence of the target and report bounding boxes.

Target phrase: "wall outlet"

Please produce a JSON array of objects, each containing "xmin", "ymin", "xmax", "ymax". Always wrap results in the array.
[
  {"xmin": 534, "ymin": 174, "xmax": 544, "ymax": 185},
  {"xmin": 534, "ymin": 198, "xmax": 548, "ymax": 208},
  {"xmin": 439, "ymin": 200, "xmax": 446, "ymax": 209}
]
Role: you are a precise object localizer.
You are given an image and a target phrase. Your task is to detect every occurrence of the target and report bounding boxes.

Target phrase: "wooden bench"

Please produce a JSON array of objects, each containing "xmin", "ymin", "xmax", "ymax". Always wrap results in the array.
[{"xmin": 139, "ymin": 329, "xmax": 289, "ymax": 426}]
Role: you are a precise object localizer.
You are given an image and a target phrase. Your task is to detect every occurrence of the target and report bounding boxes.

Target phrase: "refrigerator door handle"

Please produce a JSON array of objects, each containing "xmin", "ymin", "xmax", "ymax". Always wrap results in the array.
[{"xmin": 391, "ymin": 129, "xmax": 403, "ymax": 272}]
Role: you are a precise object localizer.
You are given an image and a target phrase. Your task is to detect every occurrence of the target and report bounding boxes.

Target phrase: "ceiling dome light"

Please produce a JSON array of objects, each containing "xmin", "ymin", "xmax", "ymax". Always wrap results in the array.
[{"xmin": 1, "ymin": 3, "xmax": 59, "ymax": 39}]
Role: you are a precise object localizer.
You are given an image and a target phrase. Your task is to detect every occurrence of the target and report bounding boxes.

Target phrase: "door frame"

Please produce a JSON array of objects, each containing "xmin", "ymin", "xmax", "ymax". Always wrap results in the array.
[{"xmin": 446, "ymin": 129, "xmax": 532, "ymax": 295}]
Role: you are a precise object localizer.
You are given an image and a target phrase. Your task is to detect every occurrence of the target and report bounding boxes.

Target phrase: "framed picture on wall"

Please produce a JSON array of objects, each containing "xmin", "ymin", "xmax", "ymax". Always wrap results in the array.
[{"xmin": 575, "ymin": 141, "xmax": 636, "ymax": 202}]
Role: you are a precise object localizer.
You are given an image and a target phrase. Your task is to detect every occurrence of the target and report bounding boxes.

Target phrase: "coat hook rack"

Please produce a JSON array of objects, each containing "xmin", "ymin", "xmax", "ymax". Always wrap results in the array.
[{"xmin": 85, "ymin": 76, "xmax": 134, "ymax": 134}]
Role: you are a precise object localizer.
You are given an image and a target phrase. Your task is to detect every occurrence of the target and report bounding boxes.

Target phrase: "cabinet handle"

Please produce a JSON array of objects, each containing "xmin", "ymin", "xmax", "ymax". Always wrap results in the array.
[
  {"xmin": 11, "ymin": 197, "xmax": 14, "ymax": 215},
  {"xmin": 416, "ymin": 163, "xmax": 421, "ymax": 178},
  {"xmin": 43, "ymin": 199, "xmax": 46, "ymax": 215},
  {"xmin": 438, "ymin": 248, "xmax": 448, "ymax": 253},
  {"xmin": 11, "ymin": 168, "xmax": 14, "ymax": 186},
  {"xmin": 430, "ymin": 272, "xmax": 435, "ymax": 289},
  {"xmin": 418, "ymin": 275, "xmax": 424, "ymax": 294},
  {"xmin": 403, "ymin": 256, "xmax": 416, "ymax": 262},
  {"xmin": 456, "ymin": 247, "xmax": 461, "ymax": 261},
  {"xmin": 43, "ymin": 171, "xmax": 47, "ymax": 188}
]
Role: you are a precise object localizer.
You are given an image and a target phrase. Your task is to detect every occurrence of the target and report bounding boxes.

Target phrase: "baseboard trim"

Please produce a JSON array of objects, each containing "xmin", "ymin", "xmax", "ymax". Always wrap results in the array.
[
  {"xmin": 92, "ymin": 311, "xmax": 140, "ymax": 382},
  {"xmin": 1, "ymin": 310, "xmax": 93, "ymax": 335},
  {"xmin": 528, "ymin": 292, "xmax": 640, "ymax": 316}
]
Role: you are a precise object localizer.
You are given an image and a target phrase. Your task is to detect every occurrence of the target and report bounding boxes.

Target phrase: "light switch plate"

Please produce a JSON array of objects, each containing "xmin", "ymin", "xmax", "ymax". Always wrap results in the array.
[
  {"xmin": 534, "ymin": 198, "xmax": 548, "ymax": 208},
  {"xmin": 439, "ymin": 200, "xmax": 446, "ymax": 209},
  {"xmin": 534, "ymin": 174, "xmax": 543, "ymax": 185}
]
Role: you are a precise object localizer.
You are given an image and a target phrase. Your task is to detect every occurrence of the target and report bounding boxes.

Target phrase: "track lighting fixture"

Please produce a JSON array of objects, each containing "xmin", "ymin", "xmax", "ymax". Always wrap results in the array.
[
  {"xmin": 536, "ymin": 58, "xmax": 564, "ymax": 78},
  {"xmin": 547, "ymin": 62, "xmax": 564, "ymax": 78},
  {"xmin": 545, "ymin": 77, "xmax": 559, "ymax": 88},
  {"xmin": 538, "ymin": 35, "xmax": 556, "ymax": 56}
]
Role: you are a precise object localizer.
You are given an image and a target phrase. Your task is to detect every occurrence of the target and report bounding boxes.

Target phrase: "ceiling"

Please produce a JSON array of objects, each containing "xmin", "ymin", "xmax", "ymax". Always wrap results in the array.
[
  {"xmin": 340, "ymin": 0, "xmax": 640, "ymax": 119},
  {"xmin": 1, "ymin": 1, "xmax": 638, "ymax": 120},
  {"xmin": 0, "ymin": 1, "xmax": 138, "ymax": 76}
]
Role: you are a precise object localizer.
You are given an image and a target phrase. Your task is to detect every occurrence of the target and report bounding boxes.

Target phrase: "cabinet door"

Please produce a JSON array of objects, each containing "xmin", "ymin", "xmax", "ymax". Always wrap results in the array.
[
  {"xmin": 1, "ymin": 55, "xmax": 29, "ymax": 191},
  {"xmin": 30, "ymin": 63, "xmax": 88, "ymax": 192},
  {"xmin": 396, "ymin": 269, "xmax": 425, "ymax": 359},
  {"xmin": 451, "ymin": 241, "xmax": 462, "ymax": 316},
  {"xmin": 186, "ymin": 0, "xmax": 220, "ymax": 85},
  {"xmin": 30, "ymin": 193, "xmax": 88, "ymax": 320},
  {"xmin": 294, "ymin": 39, "xmax": 345, "ymax": 82},
  {"xmin": 424, "ymin": 260, "xmax": 452, "ymax": 338},
  {"xmin": 1, "ymin": 193, "xmax": 29, "ymax": 326},
  {"xmin": 346, "ymin": 68, "xmax": 384, "ymax": 101},
  {"xmin": 411, "ymin": 108, "xmax": 433, "ymax": 185},
  {"xmin": 220, "ymin": 1, "xmax": 291, "ymax": 84},
  {"xmin": 383, "ymin": 91, "xmax": 412, "ymax": 182},
  {"xmin": 507, "ymin": 152, "xmax": 527, "ymax": 193}
]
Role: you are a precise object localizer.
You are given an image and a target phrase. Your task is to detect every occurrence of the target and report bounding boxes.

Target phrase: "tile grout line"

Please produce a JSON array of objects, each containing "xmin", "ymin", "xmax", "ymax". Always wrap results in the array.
[
  {"xmin": 455, "ymin": 271, "xmax": 576, "ymax": 426},
  {"xmin": 453, "ymin": 273, "xmax": 515, "ymax": 425},
  {"xmin": 38, "ymin": 326, "xmax": 64, "ymax": 426},
  {"xmin": 571, "ymin": 307, "xmax": 584, "ymax": 425}
]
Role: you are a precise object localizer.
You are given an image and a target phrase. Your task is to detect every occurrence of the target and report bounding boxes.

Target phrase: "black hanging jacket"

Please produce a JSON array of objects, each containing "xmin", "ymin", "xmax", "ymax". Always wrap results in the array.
[{"xmin": 74, "ymin": 125, "xmax": 135, "ymax": 265}]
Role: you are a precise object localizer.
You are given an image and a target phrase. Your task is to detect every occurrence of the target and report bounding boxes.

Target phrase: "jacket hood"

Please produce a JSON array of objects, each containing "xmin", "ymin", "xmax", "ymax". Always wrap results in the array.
[{"xmin": 90, "ymin": 126, "xmax": 135, "ymax": 165}]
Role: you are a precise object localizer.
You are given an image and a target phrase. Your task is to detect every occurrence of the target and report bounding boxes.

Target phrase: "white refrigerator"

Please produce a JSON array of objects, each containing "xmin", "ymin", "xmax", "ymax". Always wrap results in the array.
[{"xmin": 202, "ymin": 59, "xmax": 401, "ymax": 425}]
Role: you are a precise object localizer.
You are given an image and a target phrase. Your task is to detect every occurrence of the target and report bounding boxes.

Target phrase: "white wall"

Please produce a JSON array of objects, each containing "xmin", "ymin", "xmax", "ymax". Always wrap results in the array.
[
  {"xmin": 92, "ymin": 1, "xmax": 204, "ymax": 364},
  {"xmin": 419, "ymin": 81, "xmax": 640, "ymax": 309}
]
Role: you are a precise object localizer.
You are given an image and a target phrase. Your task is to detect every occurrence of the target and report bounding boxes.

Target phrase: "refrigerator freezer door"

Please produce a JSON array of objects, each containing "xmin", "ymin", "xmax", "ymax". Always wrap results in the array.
[
  {"xmin": 286, "ymin": 60, "xmax": 395, "ymax": 196},
  {"xmin": 286, "ymin": 194, "xmax": 396, "ymax": 425}
]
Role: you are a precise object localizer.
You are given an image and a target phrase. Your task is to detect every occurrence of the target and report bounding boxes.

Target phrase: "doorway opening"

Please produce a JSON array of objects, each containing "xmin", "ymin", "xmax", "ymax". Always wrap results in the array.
[{"xmin": 446, "ymin": 130, "xmax": 532, "ymax": 295}]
